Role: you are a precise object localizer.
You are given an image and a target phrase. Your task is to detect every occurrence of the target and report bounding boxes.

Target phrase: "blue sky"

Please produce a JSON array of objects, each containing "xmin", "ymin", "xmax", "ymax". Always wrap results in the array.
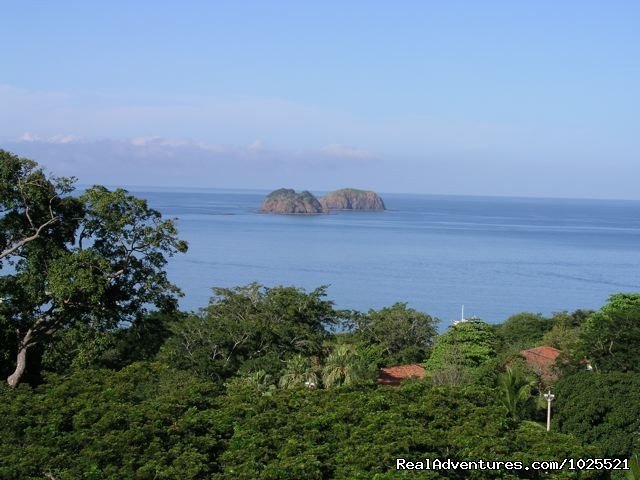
[{"xmin": 1, "ymin": 1, "xmax": 639, "ymax": 198}]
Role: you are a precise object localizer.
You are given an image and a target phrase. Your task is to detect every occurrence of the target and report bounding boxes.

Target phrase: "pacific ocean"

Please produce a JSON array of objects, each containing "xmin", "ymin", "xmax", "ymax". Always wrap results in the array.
[{"xmin": 131, "ymin": 187, "xmax": 640, "ymax": 327}]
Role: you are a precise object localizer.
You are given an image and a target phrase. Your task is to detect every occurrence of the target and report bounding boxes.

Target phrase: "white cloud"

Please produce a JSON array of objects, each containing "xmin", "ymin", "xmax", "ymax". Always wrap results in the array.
[
  {"xmin": 129, "ymin": 136, "xmax": 196, "ymax": 148},
  {"xmin": 19, "ymin": 132, "xmax": 81, "ymax": 144},
  {"xmin": 320, "ymin": 144, "xmax": 378, "ymax": 162},
  {"xmin": 4, "ymin": 84, "xmax": 636, "ymax": 197},
  {"xmin": 11, "ymin": 133, "xmax": 380, "ymax": 166},
  {"xmin": 0, "ymin": 83, "xmax": 551, "ymax": 161},
  {"xmin": 3, "ymin": 133, "xmax": 383, "ymax": 190},
  {"xmin": 246, "ymin": 139, "xmax": 267, "ymax": 154},
  {"xmin": 19, "ymin": 132, "xmax": 39, "ymax": 142}
]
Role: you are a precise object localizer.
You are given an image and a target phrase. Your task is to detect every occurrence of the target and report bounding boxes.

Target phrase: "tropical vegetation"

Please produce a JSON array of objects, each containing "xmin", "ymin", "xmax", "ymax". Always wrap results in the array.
[{"xmin": 1, "ymin": 150, "xmax": 639, "ymax": 479}]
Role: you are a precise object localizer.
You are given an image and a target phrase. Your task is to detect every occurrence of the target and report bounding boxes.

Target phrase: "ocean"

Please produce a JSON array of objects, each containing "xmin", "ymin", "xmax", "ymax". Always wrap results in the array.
[{"xmin": 130, "ymin": 188, "xmax": 640, "ymax": 327}]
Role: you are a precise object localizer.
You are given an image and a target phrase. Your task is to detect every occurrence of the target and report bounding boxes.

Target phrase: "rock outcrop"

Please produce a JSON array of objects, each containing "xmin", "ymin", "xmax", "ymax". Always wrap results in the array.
[
  {"xmin": 320, "ymin": 188, "xmax": 386, "ymax": 211},
  {"xmin": 261, "ymin": 188, "xmax": 325, "ymax": 214}
]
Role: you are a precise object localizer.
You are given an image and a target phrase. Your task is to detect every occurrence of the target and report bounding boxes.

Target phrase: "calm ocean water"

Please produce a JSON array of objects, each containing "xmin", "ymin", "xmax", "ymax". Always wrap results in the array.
[{"xmin": 130, "ymin": 188, "xmax": 640, "ymax": 326}]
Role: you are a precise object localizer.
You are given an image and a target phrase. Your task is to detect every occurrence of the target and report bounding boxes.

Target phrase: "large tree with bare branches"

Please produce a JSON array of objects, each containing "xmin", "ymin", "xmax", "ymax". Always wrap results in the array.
[{"xmin": 0, "ymin": 150, "xmax": 187, "ymax": 387}]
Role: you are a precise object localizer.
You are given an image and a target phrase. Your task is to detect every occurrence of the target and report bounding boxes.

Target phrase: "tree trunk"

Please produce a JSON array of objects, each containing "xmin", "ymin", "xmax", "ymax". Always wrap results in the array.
[{"xmin": 7, "ymin": 329, "xmax": 34, "ymax": 388}]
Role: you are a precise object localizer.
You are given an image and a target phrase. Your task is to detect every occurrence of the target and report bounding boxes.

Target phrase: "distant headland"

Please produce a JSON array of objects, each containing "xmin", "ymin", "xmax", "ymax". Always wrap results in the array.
[{"xmin": 261, "ymin": 188, "xmax": 386, "ymax": 214}]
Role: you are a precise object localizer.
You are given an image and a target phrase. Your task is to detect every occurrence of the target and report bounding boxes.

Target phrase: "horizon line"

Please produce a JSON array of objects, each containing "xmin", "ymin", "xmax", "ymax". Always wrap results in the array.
[{"xmin": 75, "ymin": 182, "xmax": 640, "ymax": 204}]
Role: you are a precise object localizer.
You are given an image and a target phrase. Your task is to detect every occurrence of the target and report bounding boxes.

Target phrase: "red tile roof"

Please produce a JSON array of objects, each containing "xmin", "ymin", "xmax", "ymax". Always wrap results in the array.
[
  {"xmin": 520, "ymin": 346, "xmax": 561, "ymax": 383},
  {"xmin": 377, "ymin": 364, "xmax": 425, "ymax": 386}
]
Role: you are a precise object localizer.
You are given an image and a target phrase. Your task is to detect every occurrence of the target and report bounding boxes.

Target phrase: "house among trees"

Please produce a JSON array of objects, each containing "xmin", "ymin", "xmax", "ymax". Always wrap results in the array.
[
  {"xmin": 519, "ymin": 345, "xmax": 561, "ymax": 384},
  {"xmin": 377, "ymin": 364, "xmax": 425, "ymax": 386}
]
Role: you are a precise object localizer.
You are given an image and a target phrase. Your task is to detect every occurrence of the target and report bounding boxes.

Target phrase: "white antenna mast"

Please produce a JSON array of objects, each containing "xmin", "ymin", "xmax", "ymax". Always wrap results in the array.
[{"xmin": 461, "ymin": 304, "xmax": 464, "ymax": 322}]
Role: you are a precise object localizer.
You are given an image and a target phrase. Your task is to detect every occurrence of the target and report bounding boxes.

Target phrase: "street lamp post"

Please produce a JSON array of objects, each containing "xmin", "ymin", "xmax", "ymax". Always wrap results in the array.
[{"xmin": 543, "ymin": 390, "xmax": 555, "ymax": 432}]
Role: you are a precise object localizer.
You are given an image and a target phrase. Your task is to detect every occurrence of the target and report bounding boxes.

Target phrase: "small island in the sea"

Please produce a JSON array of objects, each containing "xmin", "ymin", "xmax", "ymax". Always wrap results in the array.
[
  {"xmin": 261, "ymin": 188, "xmax": 386, "ymax": 214},
  {"xmin": 261, "ymin": 188, "xmax": 325, "ymax": 214},
  {"xmin": 320, "ymin": 188, "xmax": 386, "ymax": 211}
]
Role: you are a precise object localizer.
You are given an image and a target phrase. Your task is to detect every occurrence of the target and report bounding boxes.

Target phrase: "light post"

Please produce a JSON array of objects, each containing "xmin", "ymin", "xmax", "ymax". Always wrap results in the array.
[{"xmin": 543, "ymin": 390, "xmax": 555, "ymax": 432}]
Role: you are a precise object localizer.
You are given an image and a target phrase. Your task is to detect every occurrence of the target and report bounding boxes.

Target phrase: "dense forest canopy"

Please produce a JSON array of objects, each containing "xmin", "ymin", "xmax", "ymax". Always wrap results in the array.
[{"xmin": 1, "ymin": 151, "xmax": 639, "ymax": 479}]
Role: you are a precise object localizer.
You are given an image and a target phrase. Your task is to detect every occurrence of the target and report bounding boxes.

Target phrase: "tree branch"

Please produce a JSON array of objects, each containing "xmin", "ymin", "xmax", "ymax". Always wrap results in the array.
[{"xmin": 0, "ymin": 216, "xmax": 58, "ymax": 259}]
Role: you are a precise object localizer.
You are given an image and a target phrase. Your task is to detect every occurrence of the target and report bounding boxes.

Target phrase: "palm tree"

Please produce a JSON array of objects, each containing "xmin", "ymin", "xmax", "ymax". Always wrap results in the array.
[
  {"xmin": 322, "ymin": 344, "xmax": 372, "ymax": 388},
  {"xmin": 245, "ymin": 369, "xmax": 276, "ymax": 395},
  {"xmin": 498, "ymin": 367, "xmax": 532, "ymax": 421},
  {"xmin": 279, "ymin": 354, "xmax": 318, "ymax": 389}
]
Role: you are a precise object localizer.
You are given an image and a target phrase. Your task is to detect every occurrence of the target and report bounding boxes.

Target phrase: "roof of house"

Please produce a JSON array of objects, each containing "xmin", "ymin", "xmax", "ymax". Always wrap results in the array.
[
  {"xmin": 520, "ymin": 345, "xmax": 561, "ymax": 365},
  {"xmin": 377, "ymin": 364, "xmax": 425, "ymax": 386},
  {"xmin": 519, "ymin": 345, "xmax": 561, "ymax": 383}
]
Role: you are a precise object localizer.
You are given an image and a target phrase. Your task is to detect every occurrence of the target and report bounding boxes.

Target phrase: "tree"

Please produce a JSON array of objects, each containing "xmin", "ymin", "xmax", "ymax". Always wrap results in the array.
[
  {"xmin": 496, "ymin": 313, "xmax": 553, "ymax": 352},
  {"xmin": 0, "ymin": 359, "xmax": 606, "ymax": 479},
  {"xmin": 428, "ymin": 345, "xmax": 468, "ymax": 386},
  {"xmin": 279, "ymin": 354, "xmax": 318, "ymax": 389},
  {"xmin": 0, "ymin": 152, "xmax": 187, "ymax": 387},
  {"xmin": 40, "ymin": 311, "xmax": 178, "ymax": 373},
  {"xmin": 226, "ymin": 369, "xmax": 277, "ymax": 397},
  {"xmin": 425, "ymin": 321, "xmax": 498, "ymax": 387},
  {"xmin": 321, "ymin": 344, "xmax": 375, "ymax": 388},
  {"xmin": 0, "ymin": 362, "xmax": 225, "ymax": 479},
  {"xmin": 554, "ymin": 371, "xmax": 640, "ymax": 458},
  {"xmin": 509, "ymin": 421, "xmax": 604, "ymax": 480},
  {"xmin": 497, "ymin": 367, "xmax": 533, "ymax": 421},
  {"xmin": 541, "ymin": 319, "xmax": 582, "ymax": 353},
  {"xmin": 579, "ymin": 294, "xmax": 640, "ymax": 372},
  {"xmin": 0, "ymin": 151, "xmax": 77, "ymax": 263},
  {"xmin": 348, "ymin": 303, "xmax": 438, "ymax": 365},
  {"xmin": 215, "ymin": 382, "xmax": 603, "ymax": 480},
  {"xmin": 160, "ymin": 284, "xmax": 342, "ymax": 382},
  {"xmin": 426, "ymin": 321, "xmax": 498, "ymax": 370}
]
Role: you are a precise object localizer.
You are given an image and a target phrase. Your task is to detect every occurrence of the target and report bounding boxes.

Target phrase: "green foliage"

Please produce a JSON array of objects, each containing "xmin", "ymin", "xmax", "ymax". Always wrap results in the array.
[
  {"xmin": 627, "ymin": 455, "xmax": 640, "ymax": 480},
  {"xmin": 508, "ymin": 422, "xmax": 603, "ymax": 479},
  {"xmin": 542, "ymin": 310, "xmax": 591, "ymax": 352},
  {"xmin": 497, "ymin": 367, "xmax": 534, "ymax": 421},
  {"xmin": 279, "ymin": 354, "xmax": 319, "ymax": 389},
  {"xmin": 41, "ymin": 311, "xmax": 178, "ymax": 373},
  {"xmin": 0, "ymin": 150, "xmax": 79, "ymax": 268},
  {"xmin": 214, "ymin": 383, "xmax": 601, "ymax": 480},
  {"xmin": 348, "ymin": 303, "xmax": 438, "ymax": 365},
  {"xmin": 425, "ymin": 320, "xmax": 498, "ymax": 385},
  {"xmin": 0, "ymin": 317, "xmax": 15, "ymax": 378},
  {"xmin": 542, "ymin": 324, "xmax": 580, "ymax": 353},
  {"xmin": 429, "ymin": 321, "xmax": 498, "ymax": 369},
  {"xmin": 579, "ymin": 294, "xmax": 640, "ymax": 372},
  {"xmin": 0, "ymin": 152, "xmax": 187, "ymax": 386},
  {"xmin": 0, "ymin": 367, "xmax": 608, "ymax": 480},
  {"xmin": 40, "ymin": 324, "xmax": 117, "ymax": 373},
  {"xmin": 0, "ymin": 363, "xmax": 226, "ymax": 479},
  {"xmin": 160, "ymin": 284, "xmax": 342, "ymax": 382},
  {"xmin": 554, "ymin": 371, "xmax": 640, "ymax": 458},
  {"xmin": 321, "ymin": 344, "xmax": 377, "ymax": 388},
  {"xmin": 103, "ymin": 311, "xmax": 178, "ymax": 368},
  {"xmin": 496, "ymin": 313, "xmax": 553, "ymax": 352},
  {"xmin": 226, "ymin": 369, "xmax": 277, "ymax": 397}
]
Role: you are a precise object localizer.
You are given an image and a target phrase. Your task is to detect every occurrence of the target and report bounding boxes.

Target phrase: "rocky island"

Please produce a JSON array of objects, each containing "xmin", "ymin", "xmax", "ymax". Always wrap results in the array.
[
  {"xmin": 261, "ymin": 188, "xmax": 386, "ymax": 214},
  {"xmin": 320, "ymin": 188, "xmax": 386, "ymax": 211},
  {"xmin": 261, "ymin": 188, "xmax": 325, "ymax": 214}
]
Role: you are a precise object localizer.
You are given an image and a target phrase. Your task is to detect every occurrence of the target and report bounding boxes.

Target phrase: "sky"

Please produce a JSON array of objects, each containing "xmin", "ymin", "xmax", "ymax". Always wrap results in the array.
[{"xmin": 1, "ymin": 1, "xmax": 639, "ymax": 198}]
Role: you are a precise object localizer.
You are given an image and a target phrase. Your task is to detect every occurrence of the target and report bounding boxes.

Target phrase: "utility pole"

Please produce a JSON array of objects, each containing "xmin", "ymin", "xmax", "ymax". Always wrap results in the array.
[{"xmin": 544, "ymin": 390, "xmax": 555, "ymax": 432}]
